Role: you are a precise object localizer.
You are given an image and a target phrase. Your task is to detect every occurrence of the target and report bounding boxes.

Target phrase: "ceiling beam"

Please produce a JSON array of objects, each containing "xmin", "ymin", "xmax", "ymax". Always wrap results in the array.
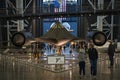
[{"xmin": 0, "ymin": 9, "xmax": 120, "ymax": 20}]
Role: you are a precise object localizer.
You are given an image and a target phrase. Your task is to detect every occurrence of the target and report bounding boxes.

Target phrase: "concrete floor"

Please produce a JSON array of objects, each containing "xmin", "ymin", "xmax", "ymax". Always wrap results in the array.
[{"xmin": 0, "ymin": 51, "xmax": 120, "ymax": 80}]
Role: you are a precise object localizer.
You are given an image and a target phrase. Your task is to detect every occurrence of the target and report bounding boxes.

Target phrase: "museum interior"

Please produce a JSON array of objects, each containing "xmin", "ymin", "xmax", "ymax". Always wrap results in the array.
[{"xmin": 0, "ymin": 0, "xmax": 120, "ymax": 80}]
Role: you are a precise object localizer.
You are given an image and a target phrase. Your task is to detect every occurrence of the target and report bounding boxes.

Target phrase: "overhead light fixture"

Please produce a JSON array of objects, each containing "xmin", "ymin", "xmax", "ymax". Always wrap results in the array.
[
  {"xmin": 81, "ymin": 14, "xmax": 83, "ymax": 16},
  {"xmin": 28, "ymin": 17, "xmax": 30, "ymax": 19},
  {"xmin": 89, "ymin": 14, "xmax": 91, "ymax": 16}
]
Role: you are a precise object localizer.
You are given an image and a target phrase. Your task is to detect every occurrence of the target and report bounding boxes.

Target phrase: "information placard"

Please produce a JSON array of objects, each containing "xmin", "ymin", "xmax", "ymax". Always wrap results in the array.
[{"xmin": 47, "ymin": 55, "xmax": 65, "ymax": 64}]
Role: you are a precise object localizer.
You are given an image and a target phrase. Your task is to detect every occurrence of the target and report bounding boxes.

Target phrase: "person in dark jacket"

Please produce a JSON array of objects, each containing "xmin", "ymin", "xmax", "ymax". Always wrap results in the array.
[
  {"xmin": 108, "ymin": 41, "xmax": 115, "ymax": 68},
  {"xmin": 88, "ymin": 43, "xmax": 98, "ymax": 78}
]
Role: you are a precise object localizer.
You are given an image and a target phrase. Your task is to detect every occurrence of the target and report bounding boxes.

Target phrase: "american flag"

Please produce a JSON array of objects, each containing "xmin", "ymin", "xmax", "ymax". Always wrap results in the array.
[
  {"xmin": 62, "ymin": 0, "xmax": 66, "ymax": 20},
  {"xmin": 62, "ymin": 0, "xmax": 66, "ymax": 12},
  {"xmin": 58, "ymin": 0, "xmax": 66, "ymax": 12},
  {"xmin": 59, "ymin": 0, "xmax": 66, "ymax": 21},
  {"xmin": 54, "ymin": 0, "xmax": 66, "ymax": 21}
]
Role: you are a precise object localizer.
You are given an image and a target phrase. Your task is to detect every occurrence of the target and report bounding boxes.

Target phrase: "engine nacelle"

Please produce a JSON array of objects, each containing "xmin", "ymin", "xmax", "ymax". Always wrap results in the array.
[
  {"xmin": 87, "ymin": 31, "xmax": 107, "ymax": 46},
  {"xmin": 11, "ymin": 32, "xmax": 34, "ymax": 47}
]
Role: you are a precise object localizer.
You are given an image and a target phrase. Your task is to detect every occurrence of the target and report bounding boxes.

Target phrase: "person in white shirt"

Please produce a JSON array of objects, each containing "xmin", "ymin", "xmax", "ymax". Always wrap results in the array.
[{"xmin": 78, "ymin": 43, "xmax": 86, "ymax": 79}]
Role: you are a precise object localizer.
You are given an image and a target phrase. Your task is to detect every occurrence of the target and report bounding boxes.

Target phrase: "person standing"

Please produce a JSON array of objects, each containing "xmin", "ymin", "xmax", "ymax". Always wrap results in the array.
[
  {"xmin": 78, "ymin": 43, "xmax": 86, "ymax": 79},
  {"xmin": 113, "ymin": 39, "xmax": 118, "ymax": 52},
  {"xmin": 108, "ymin": 41, "xmax": 115, "ymax": 68},
  {"xmin": 88, "ymin": 43, "xmax": 98, "ymax": 78}
]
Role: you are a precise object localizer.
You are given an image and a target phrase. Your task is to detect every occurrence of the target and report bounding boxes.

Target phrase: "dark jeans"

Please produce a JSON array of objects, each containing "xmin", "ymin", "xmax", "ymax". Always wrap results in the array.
[
  {"xmin": 109, "ymin": 55, "xmax": 114, "ymax": 67},
  {"xmin": 90, "ymin": 59, "xmax": 97, "ymax": 76},
  {"xmin": 79, "ymin": 61, "xmax": 85, "ymax": 75}
]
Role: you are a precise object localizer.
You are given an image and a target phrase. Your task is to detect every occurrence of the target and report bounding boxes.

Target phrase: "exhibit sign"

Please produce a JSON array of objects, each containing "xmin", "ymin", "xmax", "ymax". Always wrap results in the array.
[{"xmin": 47, "ymin": 55, "xmax": 65, "ymax": 64}]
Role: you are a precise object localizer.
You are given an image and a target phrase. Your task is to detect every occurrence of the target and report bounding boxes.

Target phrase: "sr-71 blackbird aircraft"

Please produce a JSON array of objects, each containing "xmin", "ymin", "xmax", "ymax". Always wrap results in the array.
[{"xmin": 11, "ymin": 21, "xmax": 107, "ymax": 47}]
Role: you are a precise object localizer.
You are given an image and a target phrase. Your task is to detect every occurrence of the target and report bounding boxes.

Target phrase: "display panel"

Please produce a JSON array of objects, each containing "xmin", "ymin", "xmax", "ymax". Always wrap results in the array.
[{"xmin": 47, "ymin": 55, "xmax": 65, "ymax": 64}]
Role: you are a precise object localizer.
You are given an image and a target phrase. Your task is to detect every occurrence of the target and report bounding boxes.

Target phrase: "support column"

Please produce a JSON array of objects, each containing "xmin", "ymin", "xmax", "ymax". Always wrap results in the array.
[
  {"xmin": 118, "ymin": 16, "xmax": 120, "ymax": 41},
  {"xmin": 16, "ymin": 0, "xmax": 24, "ymax": 31},
  {"xmin": 32, "ymin": 0, "xmax": 36, "ymax": 37},
  {"xmin": 97, "ymin": 0, "xmax": 104, "ymax": 31},
  {"xmin": 6, "ymin": 0, "xmax": 10, "ymax": 46},
  {"xmin": 111, "ymin": 0, "xmax": 114, "ymax": 40},
  {"xmin": 77, "ymin": 0, "xmax": 82, "ymax": 37},
  {"xmin": 0, "ymin": 21, "xmax": 2, "ymax": 48},
  {"xmin": 36, "ymin": 0, "xmax": 43, "ymax": 37}
]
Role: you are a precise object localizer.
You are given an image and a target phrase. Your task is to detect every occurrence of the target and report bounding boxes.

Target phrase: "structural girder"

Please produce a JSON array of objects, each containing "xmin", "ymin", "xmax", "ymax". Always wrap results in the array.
[{"xmin": 0, "ymin": 9, "xmax": 120, "ymax": 20}]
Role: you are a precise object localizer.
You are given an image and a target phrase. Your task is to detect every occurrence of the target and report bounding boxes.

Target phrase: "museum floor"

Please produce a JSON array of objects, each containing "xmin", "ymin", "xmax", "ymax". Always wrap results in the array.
[{"xmin": 0, "ymin": 47, "xmax": 120, "ymax": 80}]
